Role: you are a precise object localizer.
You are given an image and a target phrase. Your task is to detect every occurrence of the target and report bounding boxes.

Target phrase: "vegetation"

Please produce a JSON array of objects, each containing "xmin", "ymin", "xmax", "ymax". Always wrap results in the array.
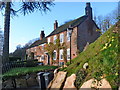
[
  {"xmin": 75, "ymin": 69, "xmax": 87, "ymax": 89},
  {"xmin": 2, "ymin": 65, "xmax": 58, "ymax": 79},
  {"xmin": 95, "ymin": 6, "xmax": 118, "ymax": 33},
  {"xmin": 0, "ymin": 1, "xmax": 54, "ymax": 68},
  {"xmin": 55, "ymin": 39, "xmax": 61, "ymax": 65},
  {"xmin": 0, "ymin": 29, "xmax": 3, "ymax": 55},
  {"xmin": 45, "ymin": 39, "xmax": 68, "ymax": 65},
  {"xmin": 63, "ymin": 21, "xmax": 119, "ymax": 88},
  {"xmin": 45, "ymin": 42, "xmax": 55, "ymax": 65},
  {"xmin": 55, "ymin": 39, "xmax": 68, "ymax": 64}
]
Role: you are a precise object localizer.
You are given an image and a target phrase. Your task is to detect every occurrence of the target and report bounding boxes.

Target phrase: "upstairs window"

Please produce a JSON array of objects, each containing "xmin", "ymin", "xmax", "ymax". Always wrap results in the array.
[
  {"xmin": 60, "ymin": 33, "xmax": 64, "ymax": 43},
  {"xmin": 67, "ymin": 31, "xmax": 70, "ymax": 41},
  {"xmin": 48, "ymin": 37, "xmax": 50, "ymax": 44},
  {"xmin": 59, "ymin": 49, "xmax": 63, "ymax": 60},
  {"xmin": 53, "ymin": 35, "xmax": 57, "ymax": 44},
  {"xmin": 42, "ymin": 44, "xmax": 44, "ymax": 50},
  {"xmin": 34, "ymin": 47, "xmax": 37, "ymax": 51},
  {"xmin": 41, "ymin": 55, "xmax": 45, "ymax": 61},
  {"xmin": 67, "ymin": 48, "xmax": 70, "ymax": 60}
]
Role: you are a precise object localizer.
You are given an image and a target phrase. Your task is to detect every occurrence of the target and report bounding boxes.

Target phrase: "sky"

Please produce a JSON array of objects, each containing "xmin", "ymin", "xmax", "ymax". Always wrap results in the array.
[{"xmin": 0, "ymin": 2, "xmax": 118, "ymax": 53}]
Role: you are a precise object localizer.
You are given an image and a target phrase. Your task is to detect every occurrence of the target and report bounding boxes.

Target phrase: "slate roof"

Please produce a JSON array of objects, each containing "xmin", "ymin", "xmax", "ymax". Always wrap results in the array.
[
  {"xmin": 28, "ymin": 15, "xmax": 88, "ymax": 48},
  {"xmin": 47, "ymin": 15, "xmax": 88, "ymax": 37},
  {"xmin": 28, "ymin": 37, "xmax": 47, "ymax": 48}
]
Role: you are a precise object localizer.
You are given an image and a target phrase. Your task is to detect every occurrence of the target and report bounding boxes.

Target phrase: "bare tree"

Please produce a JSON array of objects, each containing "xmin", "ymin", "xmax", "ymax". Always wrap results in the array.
[
  {"xmin": 0, "ymin": 29, "xmax": 3, "ymax": 56},
  {"xmin": 0, "ymin": 1, "xmax": 54, "ymax": 65},
  {"xmin": 95, "ymin": 6, "xmax": 118, "ymax": 33},
  {"xmin": 96, "ymin": 15, "xmax": 103, "ymax": 30}
]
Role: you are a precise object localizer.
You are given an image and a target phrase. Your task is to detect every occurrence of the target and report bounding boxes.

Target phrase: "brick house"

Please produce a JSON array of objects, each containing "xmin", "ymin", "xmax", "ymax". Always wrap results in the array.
[{"xmin": 26, "ymin": 3, "xmax": 100, "ymax": 65}]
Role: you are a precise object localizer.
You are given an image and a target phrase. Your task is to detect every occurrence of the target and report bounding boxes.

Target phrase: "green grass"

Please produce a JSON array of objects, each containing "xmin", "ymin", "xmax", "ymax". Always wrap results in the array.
[
  {"xmin": 64, "ymin": 21, "xmax": 119, "ymax": 88},
  {"xmin": 3, "ymin": 66, "xmax": 58, "ymax": 79}
]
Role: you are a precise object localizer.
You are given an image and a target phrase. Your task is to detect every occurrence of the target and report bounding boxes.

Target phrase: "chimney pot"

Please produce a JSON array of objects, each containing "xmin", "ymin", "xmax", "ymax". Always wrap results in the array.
[
  {"xmin": 54, "ymin": 20, "xmax": 58, "ymax": 30},
  {"xmin": 86, "ymin": 2, "xmax": 90, "ymax": 7},
  {"xmin": 40, "ymin": 30, "xmax": 45, "ymax": 40},
  {"xmin": 85, "ymin": 2, "xmax": 93, "ymax": 20}
]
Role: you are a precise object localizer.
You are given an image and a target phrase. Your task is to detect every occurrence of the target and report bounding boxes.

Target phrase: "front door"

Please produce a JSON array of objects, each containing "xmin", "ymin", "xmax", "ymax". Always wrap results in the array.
[{"xmin": 47, "ymin": 53, "xmax": 50, "ymax": 65}]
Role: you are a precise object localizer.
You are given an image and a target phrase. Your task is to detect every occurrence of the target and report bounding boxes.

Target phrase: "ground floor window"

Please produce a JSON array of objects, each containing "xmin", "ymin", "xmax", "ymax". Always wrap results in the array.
[
  {"xmin": 31, "ymin": 52, "xmax": 34, "ymax": 59},
  {"xmin": 41, "ymin": 55, "xmax": 45, "ymax": 61},
  {"xmin": 59, "ymin": 49, "xmax": 63, "ymax": 60},
  {"xmin": 53, "ymin": 50, "xmax": 56, "ymax": 60},
  {"xmin": 67, "ymin": 48, "xmax": 70, "ymax": 60}
]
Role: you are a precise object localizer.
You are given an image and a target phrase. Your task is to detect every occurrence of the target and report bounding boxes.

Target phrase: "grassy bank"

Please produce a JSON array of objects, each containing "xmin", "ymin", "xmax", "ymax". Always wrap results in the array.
[
  {"xmin": 3, "ymin": 66, "xmax": 58, "ymax": 79},
  {"xmin": 63, "ymin": 21, "xmax": 119, "ymax": 88}
]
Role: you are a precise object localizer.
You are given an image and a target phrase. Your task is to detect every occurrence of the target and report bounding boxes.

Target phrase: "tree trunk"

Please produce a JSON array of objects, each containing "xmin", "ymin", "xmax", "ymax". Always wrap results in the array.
[{"xmin": 2, "ymin": 2, "xmax": 11, "ymax": 69}]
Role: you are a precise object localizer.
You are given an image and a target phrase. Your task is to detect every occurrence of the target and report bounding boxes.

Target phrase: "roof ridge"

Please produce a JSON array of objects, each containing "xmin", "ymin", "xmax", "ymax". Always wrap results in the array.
[
  {"xmin": 28, "ymin": 15, "xmax": 88, "ymax": 48},
  {"xmin": 28, "ymin": 37, "xmax": 47, "ymax": 48},
  {"xmin": 47, "ymin": 15, "xmax": 87, "ymax": 37}
]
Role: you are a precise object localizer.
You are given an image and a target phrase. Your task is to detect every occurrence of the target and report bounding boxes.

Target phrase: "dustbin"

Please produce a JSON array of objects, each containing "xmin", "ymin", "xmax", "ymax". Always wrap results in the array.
[
  {"xmin": 43, "ymin": 72, "xmax": 50, "ymax": 88},
  {"xmin": 37, "ymin": 72, "xmax": 46, "ymax": 89}
]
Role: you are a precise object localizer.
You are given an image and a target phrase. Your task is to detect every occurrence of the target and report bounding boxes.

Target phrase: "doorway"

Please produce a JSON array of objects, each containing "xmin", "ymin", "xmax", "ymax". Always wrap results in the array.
[{"xmin": 46, "ymin": 53, "xmax": 50, "ymax": 65}]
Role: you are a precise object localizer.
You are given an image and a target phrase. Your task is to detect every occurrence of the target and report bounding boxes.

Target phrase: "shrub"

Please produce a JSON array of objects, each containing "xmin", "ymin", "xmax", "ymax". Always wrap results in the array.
[
  {"xmin": 9, "ymin": 57, "xmax": 21, "ymax": 61},
  {"xmin": 92, "ymin": 71, "xmax": 103, "ymax": 81},
  {"xmin": 75, "ymin": 69, "xmax": 87, "ymax": 89},
  {"xmin": 66, "ymin": 62, "xmax": 70, "ymax": 66},
  {"xmin": 25, "ymin": 59, "xmax": 38, "ymax": 67}
]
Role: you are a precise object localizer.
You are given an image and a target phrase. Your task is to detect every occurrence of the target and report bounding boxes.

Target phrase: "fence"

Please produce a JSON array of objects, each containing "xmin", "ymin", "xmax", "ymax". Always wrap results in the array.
[{"xmin": 2, "ymin": 59, "xmax": 38, "ymax": 73}]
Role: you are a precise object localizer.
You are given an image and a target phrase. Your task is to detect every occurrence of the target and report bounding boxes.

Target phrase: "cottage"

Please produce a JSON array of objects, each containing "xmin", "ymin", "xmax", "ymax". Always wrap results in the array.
[{"xmin": 26, "ymin": 2, "xmax": 100, "ymax": 66}]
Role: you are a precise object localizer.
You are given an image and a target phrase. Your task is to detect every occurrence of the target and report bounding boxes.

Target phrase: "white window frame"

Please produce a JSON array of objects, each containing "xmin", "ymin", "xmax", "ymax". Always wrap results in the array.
[
  {"xmin": 48, "ymin": 37, "xmax": 51, "ymax": 44},
  {"xmin": 59, "ymin": 49, "xmax": 63, "ymax": 60},
  {"xmin": 53, "ymin": 35, "xmax": 57, "ymax": 44},
  {"xmin": 34, "ymin": 47, "xmax": 37, "ymax": 51},
  {"xmin": 67, "ymin": 48, "xmax": 70, "ymax": 60},
  {"xmin": 53, "ymin": 50, "xmax": 57, "ymax": 60},
  {"xmin": 42, "ymin": 44, "xmax": 44, "ymax": 50},
  {"xmin": 39, "ymin": 58, "xmax": 41, "ymax": 62},
  {"xmin": 34, "ymin": 55, "xmax": 37, "ymax": 59},
  {"xmin": 41, "ymin": 55, "xmax": 44, "ymax": 61},
  {"xmin": 67, "ymin": 31, "xmax": 70, "ymax": 41},
  {"xmin": 27, "ymin": 49, "xmax": 30, "ymax": 54},
  {"xmin": 60, "ymin": 33, "xmax": 64, "ymax": 43}
]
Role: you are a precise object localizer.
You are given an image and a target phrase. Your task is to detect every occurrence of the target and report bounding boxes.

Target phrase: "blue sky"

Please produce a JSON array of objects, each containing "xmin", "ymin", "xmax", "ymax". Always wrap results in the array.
[{"xmin": 0, "ymin": 2, "xmax": 118, "ymax": 53}]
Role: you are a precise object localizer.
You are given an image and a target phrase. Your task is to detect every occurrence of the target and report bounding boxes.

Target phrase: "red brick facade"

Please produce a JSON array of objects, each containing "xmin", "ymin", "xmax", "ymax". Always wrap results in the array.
[{"xmin": 26, "ymin": 3, "xmax": 100, "ymax": 66}]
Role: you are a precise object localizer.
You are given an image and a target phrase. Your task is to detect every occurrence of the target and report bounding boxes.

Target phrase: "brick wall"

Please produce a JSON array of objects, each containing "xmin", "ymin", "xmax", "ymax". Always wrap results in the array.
[
  {"xmin": 26, "ymin": 19, "xmax": 100, "ymax": 65},
  {"xmin": 26, "ymin": 44, "xmax": 48, "ymax": 65},
  {"xmin": 46, "ymin": 27, "xmax": 78, "ymax": 64}
]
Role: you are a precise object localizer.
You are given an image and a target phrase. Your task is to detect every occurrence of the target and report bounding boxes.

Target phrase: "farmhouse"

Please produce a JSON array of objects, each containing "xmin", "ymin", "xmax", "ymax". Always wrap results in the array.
[{"xmin": 26, "ymin": 2, "xmax": 100, "ymax": 65}]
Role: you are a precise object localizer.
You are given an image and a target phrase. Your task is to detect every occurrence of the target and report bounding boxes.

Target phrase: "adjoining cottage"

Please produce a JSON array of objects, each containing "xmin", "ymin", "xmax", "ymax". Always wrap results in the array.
[{"xmin": 26, "ymin": 2, "xmax": 100, "ymax": 66}]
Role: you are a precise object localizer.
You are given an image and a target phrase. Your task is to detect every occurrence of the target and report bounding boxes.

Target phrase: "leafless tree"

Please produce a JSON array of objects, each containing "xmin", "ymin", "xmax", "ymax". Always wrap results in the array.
[
  {"xmin": 0, "ymin": 29, "xmax": 3, "ymax": 56},
  {"xmin": 95, "ymin": 6, "xmax": 118, "ymax": 33},
  {"xmin": 0, "ymin": 1, "xmax": 54, "ymax": 65}
]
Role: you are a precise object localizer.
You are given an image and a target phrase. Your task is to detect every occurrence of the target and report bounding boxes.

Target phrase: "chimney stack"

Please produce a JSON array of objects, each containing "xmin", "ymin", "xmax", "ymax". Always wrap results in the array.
[
  {"xmin": 85, "ymin": 2, "xmax": 93, "ymax": 20},
  {"xmin": 40, "ymin": 31, "xmax": 45, "ymax": 40},
  {"xmin": 54, "ymin": 20, "xmax": 58, "ymax": 30}
]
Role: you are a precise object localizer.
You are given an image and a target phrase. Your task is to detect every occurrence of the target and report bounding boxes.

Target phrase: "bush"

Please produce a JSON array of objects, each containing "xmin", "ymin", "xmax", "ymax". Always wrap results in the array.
[
  {"xmin": 92, "ymin": 71, "xmax": 103, "ymax": 81},
  {"xmin": 9, "ymin": 57, "xmax": 21, "ymax": 61},
  {"xmin": 75, "ymin": 69, "xmax": 87, "ymax": 89},
  {"xmin": 25, "ymin": 59, "xmax": 38, "ymax": 67},
  {"xmin": 66, "ymin": 61, "xmax": 70, "ymax": 66}
]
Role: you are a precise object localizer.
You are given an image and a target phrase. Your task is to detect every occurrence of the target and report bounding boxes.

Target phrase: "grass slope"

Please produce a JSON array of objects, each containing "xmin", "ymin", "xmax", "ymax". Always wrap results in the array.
[
  {"xmin": 3, "ymin": 66, "xmax": 58, "ymax": 79},
  {"xmin": 64, "ymin": 21, "xmax": 119, "ymax": 88}
]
